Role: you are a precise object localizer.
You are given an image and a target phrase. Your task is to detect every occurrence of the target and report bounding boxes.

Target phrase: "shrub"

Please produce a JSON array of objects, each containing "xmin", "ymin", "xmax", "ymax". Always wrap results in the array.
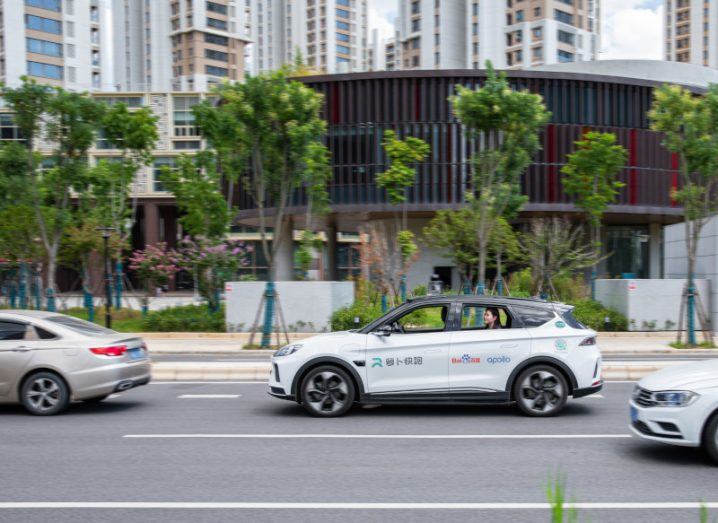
[
  {"xmin": 571, "ymin": 298, "xmax": 627, "ymax": 332},
  {"xmin": 142, "ymin": 304, "xmax": 225, "ymax": 332},
  {"xmin": 331, "ymin": 301, "xmax": 383, "ymax": 331}
]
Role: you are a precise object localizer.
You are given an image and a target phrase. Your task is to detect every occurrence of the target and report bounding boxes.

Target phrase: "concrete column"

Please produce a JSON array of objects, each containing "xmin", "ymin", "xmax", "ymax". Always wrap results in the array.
[
  {"xmin": 273, "ymin": 218, "xmax": 294, "ymax": 281},
  {"xmin": 144, "ymin": 203, "xmax": 160, "ymax": 247},
  {"xmin": 325, "ymin": 222, "xmax": 337, "ymax": 281},
  {"xmin": 649, "ymin": 222, "xmax": 662, "ymax": 279}
]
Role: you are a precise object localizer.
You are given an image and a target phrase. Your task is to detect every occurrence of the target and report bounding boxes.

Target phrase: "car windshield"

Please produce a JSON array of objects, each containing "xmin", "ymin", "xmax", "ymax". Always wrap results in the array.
[{"xmin": 47, "ymin": 315, "xmax": 116, "ymax": 336}]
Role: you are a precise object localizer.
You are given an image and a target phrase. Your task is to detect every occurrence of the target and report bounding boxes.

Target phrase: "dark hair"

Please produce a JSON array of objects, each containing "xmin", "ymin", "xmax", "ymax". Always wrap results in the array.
[{"xmin": 485, "ymin": 307, "xmax": 500, "ymax": 320}]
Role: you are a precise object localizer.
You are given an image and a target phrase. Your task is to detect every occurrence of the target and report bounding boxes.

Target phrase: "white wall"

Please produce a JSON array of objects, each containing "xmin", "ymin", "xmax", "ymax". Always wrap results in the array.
[
  {"xmin": 225, "ymin": 281, "xmax": 354, "ymax": 332},
  {"xmin": 596, "ymin": 279, "xmax": 710, "ymax": 331}
]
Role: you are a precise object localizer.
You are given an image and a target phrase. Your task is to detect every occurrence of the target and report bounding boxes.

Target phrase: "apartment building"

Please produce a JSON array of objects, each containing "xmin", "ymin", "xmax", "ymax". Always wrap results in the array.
[
  {"xmin": 394, "ymin": 0, "xmax": 600, "ymax": 70},
  {"xmin": 249, "ymin": 0, "xmax": 369, "ymax": 74},
  {"xmin": 664, "ymin": 0, "xmax": 717, "ymax": 67},
  {"xmin": 0, "ymin": 0, "xmax": 113, "ymax": 91}
]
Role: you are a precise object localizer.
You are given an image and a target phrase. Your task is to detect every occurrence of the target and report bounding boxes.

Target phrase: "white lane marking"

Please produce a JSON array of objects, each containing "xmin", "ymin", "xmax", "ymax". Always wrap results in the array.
[
  {"xmin": 108, "ymin": 394, "xmax": 121, "ymax": 399},
  {"xmin": 123, "ymin": 433, "xmax": 631, "ymax": 440},
  {"xmin": 0, "ymin": 502, "xmax": 716, "ymax": 510},
  {"xmin": 580, "ymin": 394, "xmax": 604, "ymax": 399},
  {"xmin": 604, "ymin": 380, "xmax": 637, "ymax": 384},
  {"xmin": 177, "ymin": 394, "xmax": 241, "ymax": 399},
  {"xmin": 150, "ymin": 381, "xmax": 268, "ymax": 385}
]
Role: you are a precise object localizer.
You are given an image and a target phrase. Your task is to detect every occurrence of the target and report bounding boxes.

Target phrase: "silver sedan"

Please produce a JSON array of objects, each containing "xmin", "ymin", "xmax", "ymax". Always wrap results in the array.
[{"xmin": 0, "ymin": 310, "xmax": 151, "ymax": 415}]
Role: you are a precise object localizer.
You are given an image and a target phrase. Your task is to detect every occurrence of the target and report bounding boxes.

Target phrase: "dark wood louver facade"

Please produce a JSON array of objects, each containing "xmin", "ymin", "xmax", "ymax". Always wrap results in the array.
[{"xmin": 235, "ymin": 69, "xmax": 689, "ymax": 227}]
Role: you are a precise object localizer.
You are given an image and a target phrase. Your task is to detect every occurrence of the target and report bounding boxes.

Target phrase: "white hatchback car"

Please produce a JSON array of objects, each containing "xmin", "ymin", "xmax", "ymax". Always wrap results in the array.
[
  {"xmin": 630, "ymin": 360, "xmax": 718, "ymax": 464},
  {"xmin": 269, "ymin": 296, "xmax": 603, "ymax": 417}
]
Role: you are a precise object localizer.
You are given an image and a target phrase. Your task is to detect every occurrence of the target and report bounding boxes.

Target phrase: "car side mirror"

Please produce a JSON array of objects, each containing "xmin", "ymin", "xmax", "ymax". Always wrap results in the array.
[{"xmin": 373, "ymin": 325, "xmax": 393, "ymax": 337}]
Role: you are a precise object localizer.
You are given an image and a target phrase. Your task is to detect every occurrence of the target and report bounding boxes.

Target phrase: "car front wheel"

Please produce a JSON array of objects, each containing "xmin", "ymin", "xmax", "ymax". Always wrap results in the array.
[
  {"xmin": 20, "ymin": 371, "xmax": 71, "ymax": 416},
  {"xmin": 300, "ymin": 365, "xmax": 355, "ymax": 417},
  {"xmin": 514, "ymin": 365, "xmax": 568, "ymax": 417},
  {"xmin": 704, "ymin": 413, "xmax": 718, "ymax": 465}
]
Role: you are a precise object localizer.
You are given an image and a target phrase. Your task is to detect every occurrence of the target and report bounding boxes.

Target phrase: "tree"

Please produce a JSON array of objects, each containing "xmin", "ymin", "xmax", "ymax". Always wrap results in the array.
[
  {"xmin": 451, "ymin": 61, "xmax": 550, "ymax": 294},
  {"xmin": 128, "ymin": 243, "xmax": 183, "ymax": 312},
  {"xmin": 649, "ymin": 84, "xmax": 718, "ymax": 346},
  {"xmin": 1, "ymin": 81, "xmax": 107, "ymax": 300},
  {"xmin": 423, "ymin": 206, "xmax": 481, "ymax": 287},
  {"xmin": 520, "ymin": 218, "xmax": 596, "ymax": 298},
  {"xmin": 561, "ymin": 131, "xmax": 627, "ymax": 298},
  {"xmin": 376, "ymin": 129, "xmax": 430, "ymax": 300}
]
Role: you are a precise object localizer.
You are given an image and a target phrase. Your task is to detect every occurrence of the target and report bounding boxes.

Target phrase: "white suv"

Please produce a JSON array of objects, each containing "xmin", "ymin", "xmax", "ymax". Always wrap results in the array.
[
  {"xmin": 630, "ymin": 360, "xmax": 718, "ymax": 464},
  {"xmin": 268, "ymin": 296, "xmax": 603, "ymax": 417}
]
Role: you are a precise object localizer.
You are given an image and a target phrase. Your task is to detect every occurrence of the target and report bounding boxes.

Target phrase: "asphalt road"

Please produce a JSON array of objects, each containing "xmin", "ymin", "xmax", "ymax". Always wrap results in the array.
[{"xmin": 0, "ymin": 381, "xmax": 716, "ymax": 523}]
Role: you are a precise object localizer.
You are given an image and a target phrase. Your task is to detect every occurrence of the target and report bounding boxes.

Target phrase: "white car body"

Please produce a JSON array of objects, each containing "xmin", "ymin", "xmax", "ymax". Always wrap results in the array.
[
  {"xmin": 630, "ymin": 360, "xmax": 718, "ymax": 448},
  {"xmin": 268, "ymin": 296, "xmax": 603, "ymax": 416}
]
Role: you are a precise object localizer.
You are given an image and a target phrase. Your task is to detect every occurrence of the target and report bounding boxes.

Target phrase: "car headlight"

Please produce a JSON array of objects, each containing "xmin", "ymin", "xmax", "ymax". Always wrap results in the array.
[
  {"xmin": 274, "ymin": 344, "xmax": 303, "ymax": 357},
  {"xmin": 651, "ymin": 390, "xmax": 699, "ymax": 407}
]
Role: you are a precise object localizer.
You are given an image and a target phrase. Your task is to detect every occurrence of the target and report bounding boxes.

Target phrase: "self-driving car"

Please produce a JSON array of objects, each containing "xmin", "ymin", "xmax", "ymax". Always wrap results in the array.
[
  {"xmin": 630, "ymin": 360, "xmax": 718, "ymax": 464},
  {"xmin": 0, "ymin": 310, "xmax": 151, "ymax": 415},
  {"xmin": 268, "ymin": 296, "xmax": 603, "ymax": 417}
]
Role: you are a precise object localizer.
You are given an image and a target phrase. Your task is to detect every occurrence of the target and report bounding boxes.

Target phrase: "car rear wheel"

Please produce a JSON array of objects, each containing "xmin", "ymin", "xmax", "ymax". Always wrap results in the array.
[
  {"xmin": 20, "ymin": 372, "xmax": 70, "ymax": 416},
  {"xmin": 514, "ymin": 365, "xmax": 568, "ymax": 417},
  {"xmin": 704, "ymin": 413, "xmax": 718, "ymax": 465},
  {"xmin": 300, "ymin": 366, "xmax": 355, "ymax": 417}
]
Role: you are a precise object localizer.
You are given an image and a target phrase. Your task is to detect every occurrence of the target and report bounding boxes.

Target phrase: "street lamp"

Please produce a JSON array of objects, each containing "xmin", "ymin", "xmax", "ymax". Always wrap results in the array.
[{"xmin": 95, "ymin": 227, "xmax": 117, "ymax": 329}]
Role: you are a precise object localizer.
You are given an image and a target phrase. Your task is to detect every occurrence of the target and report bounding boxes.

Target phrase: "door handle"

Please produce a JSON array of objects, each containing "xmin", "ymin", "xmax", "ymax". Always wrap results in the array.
[
  {"xmin": 500, "ymin": 343, "xmax": 518, "ymax": 349},
  {"xmin": 12, "ymin": 346, "xmax": 32, "ymax": 352}
]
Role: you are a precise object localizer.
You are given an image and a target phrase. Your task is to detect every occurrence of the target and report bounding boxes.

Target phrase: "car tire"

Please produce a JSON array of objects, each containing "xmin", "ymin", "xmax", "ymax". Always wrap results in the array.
[
  {"xmin": 81, "ymin": 395, "xmax": 109, "ymax": 404},
  {"xmin": 513, "ymin": 365, "xmax": 569, "ymax": 417},
  {"xmin": 300, "ymin": 365, "xmax": 355, "ymax": 418},
  {"xmin": 704, "ymin": 413, "xmax": 718, "ymax": 465},
  {"xmin": 20, "ymin": 371, "xmax": 71, "ymax": 416}
]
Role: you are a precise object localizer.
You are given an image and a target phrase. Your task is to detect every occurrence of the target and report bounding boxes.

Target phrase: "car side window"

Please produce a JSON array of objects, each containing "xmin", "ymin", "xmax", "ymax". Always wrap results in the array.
[
  {"xmin": 0, "ymin": 321, "xmax": 28, "ymax": 341},
  {"xmin": 35, "ymin": 326, "xmax": 58, "ymax": 340},
  {"xmin": 461, "ymin": 305, "xmax": 512, "ymax": 330},
  {"xmin": 512, "ymin": 306, "xmax": 556, "ymax": 328},
  {"xmin": 393, "ymin": 305, "xmax": 448, "ymax": 334}
]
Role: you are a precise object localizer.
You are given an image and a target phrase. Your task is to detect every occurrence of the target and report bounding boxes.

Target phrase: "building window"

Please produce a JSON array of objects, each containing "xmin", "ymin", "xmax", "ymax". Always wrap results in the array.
[
  {"xmin": 26, "ymin": 37, "xmax": 62, "ymax": 57},
  {"xmin": 206, "ymin": 1, "xmax": 228, "ymax": 15},
  {"xmin": 472, "ymin": 22, "xmax": 478, "ymax": 35},
  {"xmin": 205, "ymin": 33, "xmax": 229, "ymax": 45},
  {"xmin": 557, "ymin": 29, "xmax": 575, "ymax": 45},
  {"xmin": 516, "ymin": 10, "xmax": 524, "ymax": 22},
  {"xmin": 556, "ymin": 0, "xmax": 574, "ymax": 5},
  {"xmin": 557, "ymin": 49, "xmax": 575, "ymax": 62},
  {"xmin": 472, "ymin": 3, "xmax": 478, "ymax": 16},
  {"xmin": 205, "ymin": 64, "xmax": 228, "ymax": 77},
  {"xmin": 411, "ymin": 1, "xmax": 420, "ymax": 14},
  {"xmin": 0, "ymin": 114, "xmax": 24, "ymax": 141},
  {"xmin": 337, "ymin": 33, "xmax": 350, "ymax": 42},
  {"xmin": 153, "ymin": 157, "xmax": 177, "ymax": 192},
  {"xmin": 205, "ymin": 48, "xmax": 229, "ymax": 61},
  {"xmin": 534, "ymin": 7, "xmax": 541, "ymax": 17},
  {"xmin": 532, "ymin": 27, "xmax": 542, "ymax": 39},
  {"xmin": 411, "ymin": 37, "xmax": 420, "ymax": 49},
  {"xmin": 173, "ymin": 140, "xmax": 201, "ymax": 150},
  {"xmin": 336, "ymin": 8, "xmax": 350, "ymax": 18},
  {"xmin": 336, "ymin": 44, "xmax": 350, "ymax": 55},
  {"xmin": 25, "ymin": 15, "xmax": 62, "ymax": 35},
  {"xmin": 25, "ymin": 0, "xmax": 61, "ymax": 12},
  {"xmin": 27, "ymin": 61, "xmax": 63, "ymax": 80},
  {"xmin": 173, "ymin": 96, "xmax": 200, "ymax": 136},
  {"xmin": 337, "ymin": 0, "xmax": 350, "ymax": 5},
  {"xmin": 554, "ymin": 9, "xmax": 574, "ymax": 25},
  {"xmin": 337, "ymin": 56, "xmax": 350, "ymax": 63},
  {"xmin": 98, "ymin": 96, "xmax": 144, "ymax": 108},
  {"xmin": 532, "ymin": 46, "xmax": 543, "ymax": 60},
  {"xmin": 411, "ymin": 19, "xmax": 420, "ymax": 32},
  {"xmin": 337, "ymin": 20, "xmax": 350, "ymax": 30},
  {"xmin": 206, "ymin": 17, "xmax": 228, "ymax": 30}
]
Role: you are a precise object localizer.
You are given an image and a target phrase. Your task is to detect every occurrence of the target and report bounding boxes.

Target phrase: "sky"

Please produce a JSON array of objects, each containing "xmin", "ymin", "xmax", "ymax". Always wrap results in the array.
[{"xmin": 368, "ymin": 0, "xmax": 665, "ymax": 61}]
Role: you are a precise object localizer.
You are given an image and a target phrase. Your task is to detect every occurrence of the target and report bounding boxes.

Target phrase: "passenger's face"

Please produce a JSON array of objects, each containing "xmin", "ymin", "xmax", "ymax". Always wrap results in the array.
[{"xmin": 484, "ymin": 310, "xmax": 496, "ymax": 324}]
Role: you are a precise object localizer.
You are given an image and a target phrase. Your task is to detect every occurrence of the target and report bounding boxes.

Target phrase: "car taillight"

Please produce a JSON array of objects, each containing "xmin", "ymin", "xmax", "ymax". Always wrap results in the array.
[
  {"xmin": 90, "ymin": 345, "xmax": 128, "ymax": 357},
  {"xmin": 579, "ymin": 337, "xmax": 596, "ymax": 347}
]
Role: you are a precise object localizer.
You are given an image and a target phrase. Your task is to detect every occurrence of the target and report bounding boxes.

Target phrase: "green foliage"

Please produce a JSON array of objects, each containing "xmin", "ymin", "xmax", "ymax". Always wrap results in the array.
[
  {"xmin": 397, "ymin": 229, "xmax": 418, "ymax": 261},
  {"xmin": 142, "ymin": 304, "xmax": 226, "ymax": 332},
  {"xmin": 424, "ymin": 206, "xmax": 482, "ymax": 282},
  {"xmin": 450, "ymin": 61, "xmax": 550, "ymax": 285},
  {"xmin": 159, "ymin": 152, "xmax": 230, "ymax": 238},
  {"xmin": 572, "ymin": 298, "xmax": 627, "ymax": 332},
  {"xmin": 330, "ymin": 300, "xmax": 383, "ymax": 331},
  {"xmin": 562, "ymin": 132, "xmax": 627, "ymax": 230},
  {"xmin": 295, "ymin": 229, "xmax": 323, "ymax": 276},
  {"xmin": 63, "ymin": 307, "xmax": 145, "ymax": 333},
  {"xmin": 377, "ymin": 130, "xmax": 430, "ymax": 206},
  {"xmin": 546, "ymin": 473, "xmax": 578, "ymax": 523}
]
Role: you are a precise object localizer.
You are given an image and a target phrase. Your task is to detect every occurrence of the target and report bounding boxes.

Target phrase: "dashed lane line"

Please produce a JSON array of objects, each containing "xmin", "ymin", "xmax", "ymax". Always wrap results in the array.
[
  {"xmin": 123, "ymin": 433, "xmax": 631, "ymax": 440},
  {"xmin": 177, "ymin": 394, "xmax": 241, "ymax": 399}
]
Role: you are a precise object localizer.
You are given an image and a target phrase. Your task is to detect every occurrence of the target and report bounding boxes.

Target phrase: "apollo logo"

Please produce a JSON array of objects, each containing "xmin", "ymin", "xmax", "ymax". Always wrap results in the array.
[{"xmin": 487, "ymin": 355, "xmax": 511, "ymax": 364}]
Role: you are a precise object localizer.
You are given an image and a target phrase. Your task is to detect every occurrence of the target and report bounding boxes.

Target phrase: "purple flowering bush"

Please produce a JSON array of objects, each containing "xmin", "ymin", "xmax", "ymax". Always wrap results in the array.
[{"xmin": 128, "ymin": 243, "xmax": 182, "ymax": 306}]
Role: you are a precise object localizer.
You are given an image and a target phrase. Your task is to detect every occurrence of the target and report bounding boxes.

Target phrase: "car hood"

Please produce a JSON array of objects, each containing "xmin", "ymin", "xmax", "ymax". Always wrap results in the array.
[
  {"xmin": 639, "ymin": 360, "xmax": 718, "ymax": 392},
  {"xmin": 298, "ymin": 330, "xmax": 358, "ymax": 344}
]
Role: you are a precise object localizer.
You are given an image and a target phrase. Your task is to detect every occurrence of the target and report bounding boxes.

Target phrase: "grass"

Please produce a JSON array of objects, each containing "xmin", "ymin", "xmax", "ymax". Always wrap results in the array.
[
  {"xmin": 62, "ymin": 307, "xmax": 146, "ymax": 333},
  {"xmin": 669, "ymin": 341, "xmax": 717, "ymax": 349}
]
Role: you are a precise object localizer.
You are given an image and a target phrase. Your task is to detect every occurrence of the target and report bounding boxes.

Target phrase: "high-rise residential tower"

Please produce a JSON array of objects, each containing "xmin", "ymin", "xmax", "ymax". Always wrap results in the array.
[
  {"xmin": 248, "ymin": 0, "xmax": 369, "ymax": 74},
  {"xmin": 664, "ymin": 0, "xmax": 717, "ymax": 67},
  {"xmin": 394, "ymin": 0, "xmax": 601, "ymax": 70},
  {"xmin": 0, "ymin": 0, "xmax": 114, "ymax": 90}
]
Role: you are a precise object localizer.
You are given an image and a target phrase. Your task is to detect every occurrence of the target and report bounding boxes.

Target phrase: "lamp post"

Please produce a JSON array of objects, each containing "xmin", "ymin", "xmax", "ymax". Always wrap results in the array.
[{"xmin": 96, "ymin": 227, "xmax": 116, "ymax": 329}]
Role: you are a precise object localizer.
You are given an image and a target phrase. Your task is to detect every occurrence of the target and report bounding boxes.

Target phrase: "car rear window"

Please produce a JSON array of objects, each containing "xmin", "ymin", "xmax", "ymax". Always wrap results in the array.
[
  {"xmin": 512, "ymin": 306, "xmax": 556, "ymax": 328},
  {"xmin": 561, "ymin": 309, "xmax": 587, "ymax": 330},
  {"xmin": 47, "ymin": 316, "xmax": 116, "ymax": 336}
]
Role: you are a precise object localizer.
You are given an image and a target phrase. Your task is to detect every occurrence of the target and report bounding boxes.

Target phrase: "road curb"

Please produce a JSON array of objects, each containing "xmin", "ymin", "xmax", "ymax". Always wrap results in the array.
[{"xmin": 150, "ymin": 361, "xmax": 680, "ymax": 382}]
